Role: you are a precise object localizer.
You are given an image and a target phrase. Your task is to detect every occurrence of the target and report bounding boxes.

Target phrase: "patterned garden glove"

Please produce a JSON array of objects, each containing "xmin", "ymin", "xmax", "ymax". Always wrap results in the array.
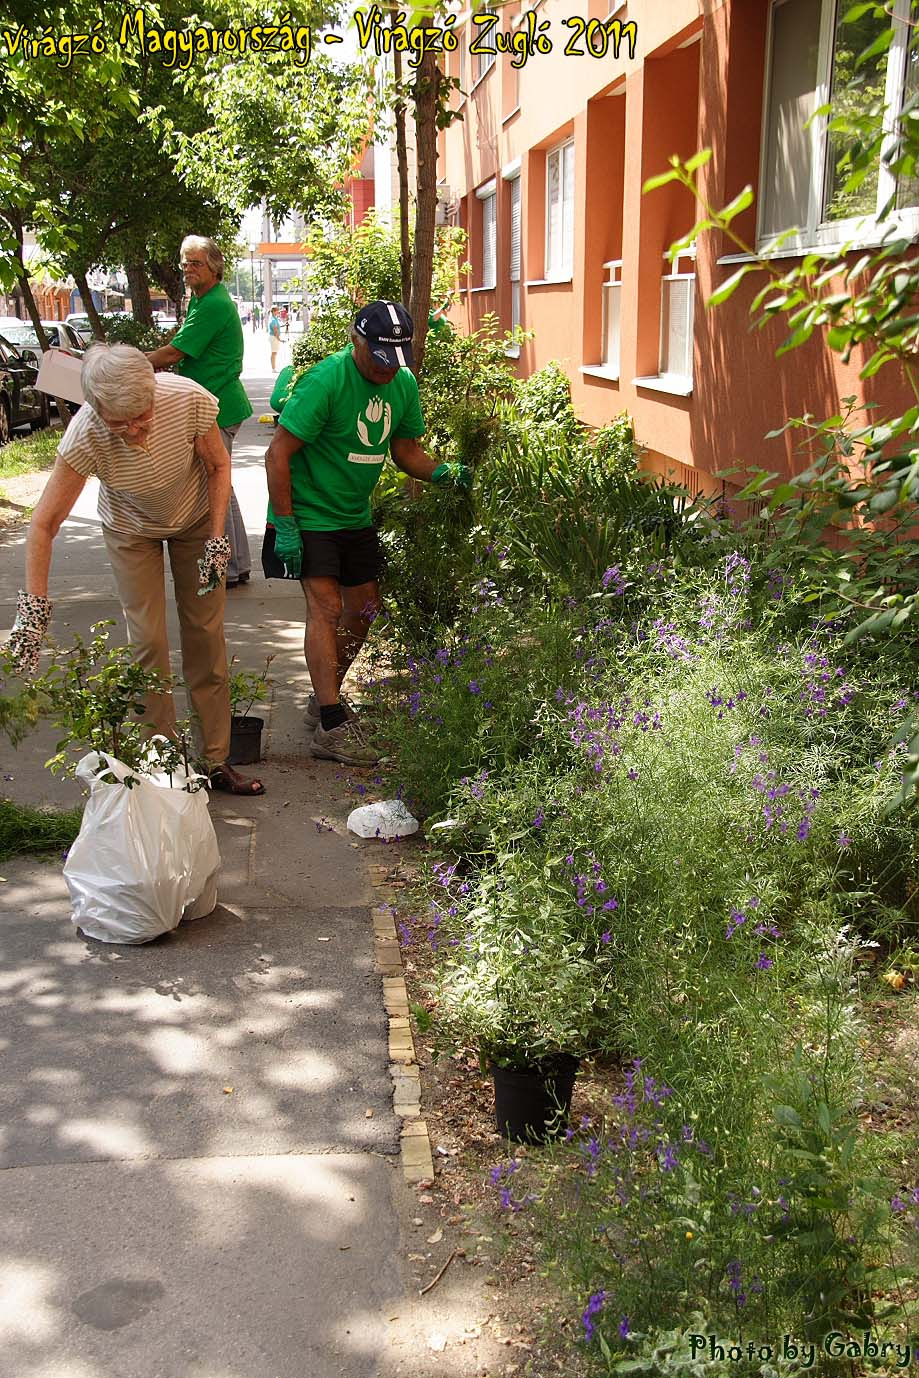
[
  {"xmin": 431, "ymin": 462, "xmax": 472, "ymax": 490},
  {"xmin": 197, "ymin": 535, "xmax": 232, "ymax": 596},
  {"xmin": 273, "ymin": 515, "xmax": 303, "ymax": 579},
  {"xmin": 5, "ymin": 589, "xmax": 53, "ymax": 675}
]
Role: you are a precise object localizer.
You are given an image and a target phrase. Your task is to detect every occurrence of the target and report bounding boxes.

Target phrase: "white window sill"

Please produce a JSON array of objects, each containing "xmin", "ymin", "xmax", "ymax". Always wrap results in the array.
[
  {"xmin": 470, "ymin": 284, "xmax": 497, "ymax": 294},
  {"xmin": 525, "ymin": 275, "xmax": 573, "ymax": 287},
  {"xmin": 504, "ymin": 346, "xmax": 521, "ymax": 359},
  {"xmin": 580, "ymin": 364, "xmax": 620, "ymax": 382},
  {"xmin": 633, "ymin": 373, "xmax": 693, "ymax": 396},
  {"xmin": 720, "ymin": 209, "xmax": 919, "ymax": 265},
  {"xmin": 502, "ymin": 105, "xmax": 521, "ymax": 126}
]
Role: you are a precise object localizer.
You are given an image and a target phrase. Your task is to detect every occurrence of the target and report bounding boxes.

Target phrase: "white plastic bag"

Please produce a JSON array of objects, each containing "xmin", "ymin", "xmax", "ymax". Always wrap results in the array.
[
  {"xmin": 346, "ymin": 799, "xmax": 419, "ymax": 840},
  {"xmin": 64, "ymin": 750, "xmax": 220, "ymax": 944}
]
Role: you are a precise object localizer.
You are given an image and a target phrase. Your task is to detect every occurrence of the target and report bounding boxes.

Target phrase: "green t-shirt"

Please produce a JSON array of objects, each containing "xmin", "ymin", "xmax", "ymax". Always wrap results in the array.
[
  {"xmin": 171, "ymin": 281, "xmax": 252, "ymax": 429},
  {"xmin": 267, "ymin": 347, "xmax": 425, "ymax": 531},
  {"xmin": 270, "ymin": 364, "xmax": 297, "ymax": 414}
]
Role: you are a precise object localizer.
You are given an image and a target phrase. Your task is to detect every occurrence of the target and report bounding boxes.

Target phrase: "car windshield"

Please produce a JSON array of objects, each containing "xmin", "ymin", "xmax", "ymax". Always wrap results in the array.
[{"xmin": 3, "ymin": 325, "xmax": 39, "ymax": 349}]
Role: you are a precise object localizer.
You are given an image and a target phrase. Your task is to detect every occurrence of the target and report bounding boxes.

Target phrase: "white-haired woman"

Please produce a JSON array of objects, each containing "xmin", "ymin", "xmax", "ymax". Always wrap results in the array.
[
  {"xmin": 147, "ymin": 234, "xmax": 253, "ymax": 587},
  {"xmin": 5, "ymin": 343, "xmax": 264, "ymax": 795}
]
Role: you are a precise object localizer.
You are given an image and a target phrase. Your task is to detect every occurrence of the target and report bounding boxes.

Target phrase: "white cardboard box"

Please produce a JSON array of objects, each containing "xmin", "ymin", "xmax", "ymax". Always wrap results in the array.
[{"xmin": 36, "ymin": 347, "xmax": 84, "ymax": 404}]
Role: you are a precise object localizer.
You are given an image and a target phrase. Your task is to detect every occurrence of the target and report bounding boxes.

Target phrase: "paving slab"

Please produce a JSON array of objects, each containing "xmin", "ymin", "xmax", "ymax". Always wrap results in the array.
[
  {"xmin": 0, "ymin": 1151, "xmax": 400, "ymax": 1378},
  {"xmin": 0, "ymin": 866, "xmax": 397, "ymax": 1168},
  {"xmin": 0, "ymin": 346, "xmax": 429, "ymax": 1378}
]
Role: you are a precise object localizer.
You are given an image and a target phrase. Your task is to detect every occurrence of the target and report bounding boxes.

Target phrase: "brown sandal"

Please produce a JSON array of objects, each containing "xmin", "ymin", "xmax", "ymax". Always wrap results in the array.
[{"xmin": 208, "ymin": 763, "xmax": 265, "ymax": 796}]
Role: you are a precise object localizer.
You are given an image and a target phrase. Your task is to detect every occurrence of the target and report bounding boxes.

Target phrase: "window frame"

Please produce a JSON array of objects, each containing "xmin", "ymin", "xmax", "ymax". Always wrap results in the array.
[
  {"xmin": 505, "ymin": 167, "xmax": 522, "ymax": 331},
  {"xmin": 545, "ymin": 138, "xmax": 575, "ymax": 281},
  {"xmin": 477, "ymin": 178, "xmax": 498, "ymax": 290},
  {"xmin": 757, "ymin": 0, "xmax": 919, "ymax": 254},
  {"xmin": 471, "ymin": 11, "xmax": 497, "ymax": 85}
]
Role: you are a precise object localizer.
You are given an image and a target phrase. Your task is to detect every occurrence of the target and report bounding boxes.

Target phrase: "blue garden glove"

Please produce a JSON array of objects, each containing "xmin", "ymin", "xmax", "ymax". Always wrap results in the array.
[
  {"xmin": 273, "ymin": 515, "xmax": 303, "ymax": 579},
  {"xmin": 431, "ymin": 462, "xmax": 472, "ymax": 490},
  {"xmin": 197, "ymin": 535, "xmax": 231, "ymax": 596}
]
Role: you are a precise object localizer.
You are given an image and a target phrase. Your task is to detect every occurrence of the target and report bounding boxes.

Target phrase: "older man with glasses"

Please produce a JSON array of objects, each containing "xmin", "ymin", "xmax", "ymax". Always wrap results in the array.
[
  {"xmin": 4, "ymin": 343, "xmax": 265, "ymax": 795},
  {"xmin": 147, "ymin": 235, "xmax": 253, "ymax": 587}
]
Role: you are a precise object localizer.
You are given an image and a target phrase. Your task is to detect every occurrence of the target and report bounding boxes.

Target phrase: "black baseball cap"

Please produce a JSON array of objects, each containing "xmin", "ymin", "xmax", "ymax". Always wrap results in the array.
[{"xmin": 354, "ymin": 301, "xmax": 414, "ymax": 369}]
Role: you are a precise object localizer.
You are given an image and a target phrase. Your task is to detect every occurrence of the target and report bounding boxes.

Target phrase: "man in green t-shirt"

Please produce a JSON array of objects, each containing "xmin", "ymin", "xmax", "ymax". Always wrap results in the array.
[
  {"xmin": 147, "ymin": 236, "xmax": 253, "ymax": 587},
  {"xmin": 263, "ymin": 300, "xmax": 471, "ymax": 767}
]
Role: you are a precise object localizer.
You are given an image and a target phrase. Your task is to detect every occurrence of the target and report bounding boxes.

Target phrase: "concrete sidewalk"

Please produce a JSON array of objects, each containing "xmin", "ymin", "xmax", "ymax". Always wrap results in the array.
[{"xmin": 0, "ymin": 345, "xmax": 430, "ymax": 1378}]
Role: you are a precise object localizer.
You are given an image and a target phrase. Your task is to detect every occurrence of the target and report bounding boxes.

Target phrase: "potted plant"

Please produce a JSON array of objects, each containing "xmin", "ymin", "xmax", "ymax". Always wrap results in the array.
[
  {"xmin": 430, "ymin": 858, "xmax": 615, "ymax": 1142},
  {"xmin": 228, "ymin": 655, "xmax": 274, "ymax": 765},
  {"xmin": 1, "ymin": 621, "xmax": 219, "ymax": 943}
]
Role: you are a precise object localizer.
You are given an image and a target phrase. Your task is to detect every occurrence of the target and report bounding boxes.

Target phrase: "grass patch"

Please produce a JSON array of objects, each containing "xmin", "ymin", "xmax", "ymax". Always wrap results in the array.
[
  {"xmin": 0, "ymin": 427, "xmax": 59, "ymax": 481},
  {"xmin": 0, "ymin": 798, "xmax": 83, "ymax": 863}
]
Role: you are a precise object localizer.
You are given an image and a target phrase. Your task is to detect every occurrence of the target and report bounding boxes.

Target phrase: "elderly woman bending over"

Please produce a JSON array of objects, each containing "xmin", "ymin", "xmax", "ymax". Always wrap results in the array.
[{"xmin": 4, "ymin": 343, "xmax": 264, "ymax": 795}]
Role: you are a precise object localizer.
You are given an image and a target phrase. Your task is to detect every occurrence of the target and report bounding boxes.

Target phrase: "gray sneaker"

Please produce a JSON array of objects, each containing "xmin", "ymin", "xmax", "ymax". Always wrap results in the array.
[
  {"xmin": 311, "ymin": 716, "xmax": 379, "ymax": 766},
  {"xmin": 304, "ymin": 694, "xmax": 359, "ymax": 731}
]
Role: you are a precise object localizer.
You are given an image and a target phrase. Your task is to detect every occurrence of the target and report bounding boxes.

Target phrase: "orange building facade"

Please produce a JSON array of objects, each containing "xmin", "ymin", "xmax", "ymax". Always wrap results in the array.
[{"xmin": 438, "ymin": 0, "xmax": 918, "ymax": 495}]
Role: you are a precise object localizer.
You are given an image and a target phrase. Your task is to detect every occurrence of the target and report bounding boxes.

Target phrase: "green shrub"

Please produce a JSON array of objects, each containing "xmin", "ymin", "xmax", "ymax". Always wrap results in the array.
[
  {"xmin": 97, "ymin": 314, "xmax": 171, "ymax": 352},
  {"xmin": 383, "ymin": 554, "xmax": 919, "ymax": 1365}
]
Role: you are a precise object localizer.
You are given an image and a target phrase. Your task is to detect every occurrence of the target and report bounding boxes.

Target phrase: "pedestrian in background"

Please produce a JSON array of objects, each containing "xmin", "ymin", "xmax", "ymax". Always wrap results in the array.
[
  {"xmin": 268, "ymin": 306, "xmax": 282, "ymax": 372},
  {"xmin": 146, "ymin": 236, "xmax": 253, "ymax": 588}
]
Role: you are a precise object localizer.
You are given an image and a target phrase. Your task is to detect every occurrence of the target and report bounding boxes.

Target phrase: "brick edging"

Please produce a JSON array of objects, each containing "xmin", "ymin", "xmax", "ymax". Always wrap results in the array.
[{"xmin": 372, "ymin": 899, "xmax": 435, "ymax": 1183}]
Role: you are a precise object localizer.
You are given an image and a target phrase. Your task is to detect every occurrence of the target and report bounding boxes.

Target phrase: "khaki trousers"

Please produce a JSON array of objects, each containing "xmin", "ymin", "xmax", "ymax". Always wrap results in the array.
[{"xmin": 103, "ymin": 515, "xmax": 231, "ymax": 764}]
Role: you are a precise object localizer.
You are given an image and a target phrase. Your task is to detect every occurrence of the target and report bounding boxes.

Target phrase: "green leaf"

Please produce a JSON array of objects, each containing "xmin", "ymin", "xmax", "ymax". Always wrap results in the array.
[
  {"xmin": 719, "ymin": 185, "xmax": 754, "ymax": 224},
  {"xmin": 707, "ymin": 263, "xmax": 756, "ymax": 307},
  {"xmin": 642, "ymin": 169, "xmax": 680, "ymax": 193},
  {"xmin": 684, "ymin": 149, "xmax": 713, "ymax": 174}
]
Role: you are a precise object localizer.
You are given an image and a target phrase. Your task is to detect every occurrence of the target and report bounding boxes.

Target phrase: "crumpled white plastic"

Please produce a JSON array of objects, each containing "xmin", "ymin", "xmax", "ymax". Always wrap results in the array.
[
  {"xmin": 64, "ymin": 748, "xmax": 220, "ymax": 944},
  {"xmin": 346, "ymin": 799, "xmax": 419, "ymax": 840}
]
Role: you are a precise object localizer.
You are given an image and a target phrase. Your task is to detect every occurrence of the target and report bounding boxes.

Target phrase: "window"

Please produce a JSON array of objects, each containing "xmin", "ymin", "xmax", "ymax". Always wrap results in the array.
[
  {"xmin": 545, "ymin": 139, "xmax": 575, "ymax": 279},
  {"xmin": 508, "ymin": 174, "xmax": 522, "ymax": 329},
  {"xmin": 601, "ymin": 260, "xmax": 622, "ymax": 376},
  {"xmin": 472, "ymin": 12, "xmax": 497, "ymax": 83},
  {"xmin": 760, "ymin": 0, "xmax": 918, "ymax": 248},
  {"xmin": 477, "ymin": 180, "xmax": 497, "ymax": 289},
  {"xmin": 659, "ymin": 248, "xmax": 695, "ymax": 386}
]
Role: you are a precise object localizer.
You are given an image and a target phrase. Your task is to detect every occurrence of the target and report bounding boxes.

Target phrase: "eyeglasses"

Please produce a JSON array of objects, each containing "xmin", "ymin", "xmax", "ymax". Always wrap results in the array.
[
  {"xmin": 181, "ymin": 258, "xmax": 207, "ymax": 268},
  {"xmin": 101, "ymin": 405, "xmax": 154, "ymax": 435}
]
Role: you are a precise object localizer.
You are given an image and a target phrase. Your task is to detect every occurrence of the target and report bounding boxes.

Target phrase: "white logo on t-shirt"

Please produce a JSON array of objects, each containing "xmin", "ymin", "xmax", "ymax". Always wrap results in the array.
[{"xmin": 356, "ymin": 397, "xmax": 392, "ymax": 447}]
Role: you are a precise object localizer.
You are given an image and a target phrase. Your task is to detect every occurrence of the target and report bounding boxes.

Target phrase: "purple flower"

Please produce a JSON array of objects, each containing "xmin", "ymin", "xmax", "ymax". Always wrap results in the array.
[
  {"xmin": 468, "ymin": 680, "xmax": 481, "ymax": 695},
  {"xmin": 726, "ymin": 909, "xmax": 746, "ymax": 939},
  {"xmin": 837, "ymin": 832, "xmax": 852, "ymax": 849},
  {"xmin": 755, "ymin": 953, "xmax": 773, "ymax": 971},
  {"xmin": 657, "ymin": 1142, "xmax": 679, "ymax": 1171},
  {"xmin": 618, "ymin": 1316, "xmax": 631, "ymax": 1340},
  {"xmin": 600, "ymin": 931, "xmax": 611, "ymax": 944},
  {"xmin": 581, "ymin": 1290, "xmax": 607, "ymax": 1342}
]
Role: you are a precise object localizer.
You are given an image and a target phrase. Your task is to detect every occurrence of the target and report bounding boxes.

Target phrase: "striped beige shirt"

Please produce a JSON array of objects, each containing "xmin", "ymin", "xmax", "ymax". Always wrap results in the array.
[{"xmin": 59, "ymin": 373, "xmax": 219, "ymax": 537}]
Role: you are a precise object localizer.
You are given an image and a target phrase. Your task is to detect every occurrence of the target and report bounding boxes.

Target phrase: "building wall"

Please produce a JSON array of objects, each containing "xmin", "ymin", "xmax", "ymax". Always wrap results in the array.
[{"xmin": 439, "ymin": 0, "xmax": 915, "ymax": 494}]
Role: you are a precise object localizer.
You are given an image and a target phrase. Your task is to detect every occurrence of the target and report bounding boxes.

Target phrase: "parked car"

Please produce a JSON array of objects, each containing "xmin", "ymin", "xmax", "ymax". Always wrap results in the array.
[
  {"xmin": 3, "ymin": 320, "xmax": 88, "ymax": 358},
  {"xmin": 65, "ymin": 312, "xmax": 92, "ymax": 333},
  {"xmin": 0, "ymin": 334, "xmax": 50, "ymax": 442}
]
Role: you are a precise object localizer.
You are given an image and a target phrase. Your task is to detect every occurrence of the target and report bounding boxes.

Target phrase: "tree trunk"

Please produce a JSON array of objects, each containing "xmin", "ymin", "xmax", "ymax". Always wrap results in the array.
[
  {"xmin": 410, "ymin": 50, "xmax": 441, "ymax": 374},
  {"xmin": 390, "ymin": 5, "xmax": 412, "ymax": 307},
  {"xmin": 125, "ymin": 260, "xmax": 154, "ymax": 326},
  {"xmin": 6, "ymin": 216, "xmax": 48, "ymax": 348},
  {"xmin": 75, "ymin": 271, "xmax": 106, "ymax": 339},
  {"xmin": 150, "ymin": 260, "xmax": 185, "ymax": 321}
]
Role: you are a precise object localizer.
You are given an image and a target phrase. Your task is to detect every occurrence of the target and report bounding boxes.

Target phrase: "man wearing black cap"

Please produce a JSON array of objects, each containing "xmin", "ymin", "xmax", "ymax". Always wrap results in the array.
[{"xmin": 262, "ymin": 301, "xmax": 470, "ymax": 766}]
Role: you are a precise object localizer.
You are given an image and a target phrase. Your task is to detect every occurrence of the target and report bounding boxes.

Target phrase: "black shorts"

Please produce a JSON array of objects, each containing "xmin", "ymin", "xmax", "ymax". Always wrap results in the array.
[{"xmin": 261, "ymin": 524, "xmax": 382, "ymax": 587}]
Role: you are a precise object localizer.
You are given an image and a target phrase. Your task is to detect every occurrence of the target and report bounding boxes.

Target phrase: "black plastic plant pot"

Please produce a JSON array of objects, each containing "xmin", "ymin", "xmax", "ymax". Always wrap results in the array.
[
  {"xmin": 491, "ymin": 1054, "xmax": 579, "ymax": 1144},
  {"xmin": 228, "ymin": 714, "xmax": 264, "ymax": 765}
]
